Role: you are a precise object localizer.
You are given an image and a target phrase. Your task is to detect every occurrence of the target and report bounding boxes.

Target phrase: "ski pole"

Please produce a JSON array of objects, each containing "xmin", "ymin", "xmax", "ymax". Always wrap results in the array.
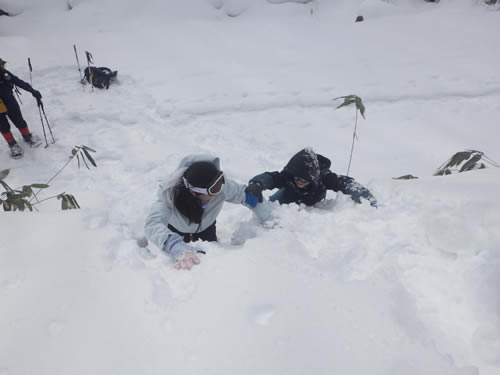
[
  {"xmin": 73, "ymin": 44, "xmax": 85, "ymax": 90},
  {"xmin": 85, "ymin": 51, "xmax": 94, "ymax": 92},
  {"xmin": 28, "ymin": 57, "xmax": 33, "ymax": 85},
  {"xmin": 28, "ymin": 58, "xmax": 55, "ymax": 146},
  {"xmin": 27, "ymin": 57, "xmax": 48, "ymax": 146},
  {"xmin": 39, "ymin": 101, "xmax": 55, "ymax": 144},
  {"xmin": 14, "ymin": 87, "xmax": 23, "ymax": 105},
  {"xmin": 37, "ymin": 104, "xmax": 49, "ymax": 148}
]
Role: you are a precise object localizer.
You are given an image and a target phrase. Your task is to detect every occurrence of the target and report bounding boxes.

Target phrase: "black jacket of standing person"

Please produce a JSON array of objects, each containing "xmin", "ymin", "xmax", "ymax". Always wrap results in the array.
[
  {"xmin": 0, "ymin": 58, "xmax": 42, "ymax": 158},
  {"xmin": 246, "ymin": 148, "xmax": 378, "ymax": 207},
  {"xmin": 0, "ymin": 68, "xmax": 40, "ymax": 101}
]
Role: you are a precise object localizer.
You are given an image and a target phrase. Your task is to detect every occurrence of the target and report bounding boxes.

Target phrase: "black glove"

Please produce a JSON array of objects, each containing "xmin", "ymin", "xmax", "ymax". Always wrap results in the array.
[
  {"xmin": 31, "ymin": 89, "xmax": 42, "ymax": 100},
  {"xmin": 349, "ymin": 183, "xmax": 378, "ymax": 208},
  {"xmin": 245, "ymin": 182, "xmax": 263, "ymax": 203}
]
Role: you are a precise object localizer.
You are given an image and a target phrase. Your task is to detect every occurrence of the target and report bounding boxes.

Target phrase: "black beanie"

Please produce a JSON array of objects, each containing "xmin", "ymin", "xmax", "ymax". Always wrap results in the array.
[{"xmin": 184, "ymin": 161, "xmax": 220, "ymax": 188}]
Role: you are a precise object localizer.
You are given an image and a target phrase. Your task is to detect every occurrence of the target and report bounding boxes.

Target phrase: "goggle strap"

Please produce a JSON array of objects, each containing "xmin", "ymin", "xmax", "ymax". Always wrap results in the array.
[
  {"xmin": 208, "ymin": 173, "xmax": 224, "ymax": 195},
  {"xmin": 183, "ymin": 177, "xmax": 210, "ymax": 195},
  {"xmin": 183, "ymin": 173, "xmax": 224, "ymax": 196}
]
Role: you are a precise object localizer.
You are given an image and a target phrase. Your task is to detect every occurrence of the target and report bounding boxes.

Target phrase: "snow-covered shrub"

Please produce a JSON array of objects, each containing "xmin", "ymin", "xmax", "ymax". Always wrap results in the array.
[
  {"xmin": 0, "ymin": 169, "xmax": 48, "ymax": 211},
  {"xmin": 333, "ymin": 95, "xmax": 366, "ymax": 176},
  {"xmin": 393, "ymin": 150, "xmax": 498, "ymax": 180},
  {"xmin": 0, "ymin": 145, "xmax": 97, "ymax": 211},
  {"xmin": 209, "ymin": 0, "xmax": 317, "ymax": 17},
  {"xmin": 434, "ymin": 150, "xmax": 499, "ymax": 176}
]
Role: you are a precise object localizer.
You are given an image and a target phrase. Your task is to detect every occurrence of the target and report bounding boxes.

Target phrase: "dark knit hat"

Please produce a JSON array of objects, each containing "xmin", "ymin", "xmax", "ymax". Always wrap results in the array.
[
  {"xmin": 183, "ymin": 161, "xmax": 220, "ymax": 188},
  {"xmin": 283, "ymin": 148, "xmax": 320, "ymax": 184}
]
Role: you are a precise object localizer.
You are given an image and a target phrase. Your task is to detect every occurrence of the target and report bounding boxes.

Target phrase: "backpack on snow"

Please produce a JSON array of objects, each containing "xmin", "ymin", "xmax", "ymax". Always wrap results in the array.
[{"xmin": 83, "ymin": 66, "xmax": 117, "ymax": 89}]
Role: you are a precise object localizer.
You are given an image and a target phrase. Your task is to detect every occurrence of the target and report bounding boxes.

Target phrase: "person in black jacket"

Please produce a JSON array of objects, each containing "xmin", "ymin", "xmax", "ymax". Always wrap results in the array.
[
  {"xmin": 245, "ymin": 148, "xmax": 377, "ymax": 207},
  {"xmin": 0, "ymin": 58, "xmax": 42, "ymax": 159}
]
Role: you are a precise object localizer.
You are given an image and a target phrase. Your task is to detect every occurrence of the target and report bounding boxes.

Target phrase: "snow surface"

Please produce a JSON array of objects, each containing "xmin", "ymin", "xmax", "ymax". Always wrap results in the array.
[{"xmin": 1, "ymin": 0, "xmax": 500, "ymax": 374}]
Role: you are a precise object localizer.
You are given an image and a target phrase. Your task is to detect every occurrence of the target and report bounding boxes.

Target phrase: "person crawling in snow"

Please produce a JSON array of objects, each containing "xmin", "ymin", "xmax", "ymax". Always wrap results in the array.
[
  {"xmin": 0, "ymin": 58, "xmax": 42, "ymax": 159},
  {"xmin": 144, "ymin": 154, "xmax": 272, "ymax": 270},
  {"xmin": 245, "ymin": 148, "xmax": 378, "ymax": 208}
]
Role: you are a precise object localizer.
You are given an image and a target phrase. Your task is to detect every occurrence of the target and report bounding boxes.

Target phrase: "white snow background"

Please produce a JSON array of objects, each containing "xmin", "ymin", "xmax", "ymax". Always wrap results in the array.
[{"xmin": 1, "ymin": 0, "xmax": 500, "ymax": 374}]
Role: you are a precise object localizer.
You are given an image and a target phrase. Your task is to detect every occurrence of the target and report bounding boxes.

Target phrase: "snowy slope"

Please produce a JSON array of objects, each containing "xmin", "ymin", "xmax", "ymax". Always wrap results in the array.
[{"xmin": 1, "ymin": 1, "xmax": 500, "ymax": 374}]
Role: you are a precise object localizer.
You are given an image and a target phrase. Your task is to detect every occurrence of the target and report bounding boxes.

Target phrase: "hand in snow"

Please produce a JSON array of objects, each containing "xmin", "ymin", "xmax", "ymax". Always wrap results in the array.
[
  {"xmin": 359, "ymin": 191, "xmax": 378, "ymax": 208},
  {"xmin": 174, "ymin": 251, "xmax": 200, "ymax": 270},
  {"xmin": 368, "ymin": 197, "xmax": 378, "ymax": 208},
  {"xmin": 347, "ymin": 181, "xmax": 377, "ymax": 208}
]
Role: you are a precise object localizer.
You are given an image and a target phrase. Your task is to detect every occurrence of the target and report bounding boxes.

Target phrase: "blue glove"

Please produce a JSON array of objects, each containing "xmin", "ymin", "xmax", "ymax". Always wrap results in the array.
[
  {"xmin": 245, "ymin": 182, "xmax": 263, "ymax": 208},
  {"xmin": 245, "ymin": 191, "xmax": 259, "ymax": 208}
]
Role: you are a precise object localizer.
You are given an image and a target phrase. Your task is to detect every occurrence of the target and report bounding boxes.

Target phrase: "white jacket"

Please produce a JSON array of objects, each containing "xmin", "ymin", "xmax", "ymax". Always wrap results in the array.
[{"xmin": 144, "ymin": 154, "xmax": 271, "ymax": 252}]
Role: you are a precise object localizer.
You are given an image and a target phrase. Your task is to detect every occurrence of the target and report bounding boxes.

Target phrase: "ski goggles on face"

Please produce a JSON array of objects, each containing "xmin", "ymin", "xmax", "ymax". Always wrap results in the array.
[
  {"xmin": 294, "ymin": 177, "xmax": 310, "ymax": 184},
  {"xmin": 183, "ymin": 172, "xmax": 225, "ymax": 196}
]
